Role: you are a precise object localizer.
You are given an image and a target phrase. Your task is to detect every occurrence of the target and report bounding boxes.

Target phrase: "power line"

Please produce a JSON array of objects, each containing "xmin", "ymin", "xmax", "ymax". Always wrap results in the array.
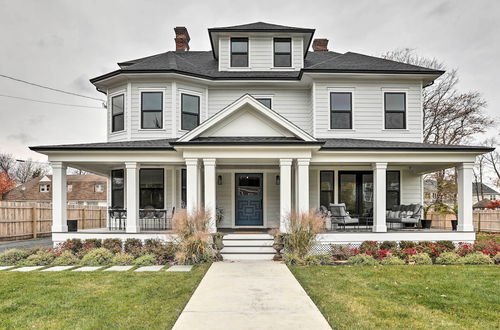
[
  {"xmin": 0, "ymin": 94, "xmax": 105, "ymax": 109},
  {"xmin": 0, "ymin": 73, "xmax": 105, "ymax": 102}
]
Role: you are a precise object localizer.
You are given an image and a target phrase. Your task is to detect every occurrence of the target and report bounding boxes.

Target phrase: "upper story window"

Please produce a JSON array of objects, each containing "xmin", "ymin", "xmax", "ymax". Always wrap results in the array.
[
  {"xmin": 274, "ymin": 38, "xmax": 291, "ymax": 67},
  {"xmin": 256, "ymin": 98, "xmax": 272, "ymax": 109},
  {"xmin": 330, "ymin": 92, "xmax": 352, "ymax": 129},
  {"xmin": 384, "ymin": 92, "xmax": 406, "ymax": 129},
  {"xmin": 111, "ymin": 94, "xmax": 124, "ymax": 132},
  {"xmin": 95, "ymin": 183, "xmax": 105, "ymax": 192},
  {"xmin": 230, "ymin": 38, "xmax": 248, "ymax": 67},
  {"xmin": 40, "ymin": 184, "xmax": 50, "ymax": 192},
  {"xmin": 67, "ymin": 184, "xmax": 72, "ymax": 192},
  {"xmin": 181, "ymin": 93, "xmax": 200, "ymax": 130},
  {"xmin": 141, "ymin": 92, "xmax": 163, "ymax": 129}
]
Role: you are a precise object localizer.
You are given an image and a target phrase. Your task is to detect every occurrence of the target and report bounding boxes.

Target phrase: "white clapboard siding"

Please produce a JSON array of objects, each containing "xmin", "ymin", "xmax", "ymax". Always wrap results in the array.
[{"xmin": 313, "ymin": 79, "xmax": 423, "ymax": 142}]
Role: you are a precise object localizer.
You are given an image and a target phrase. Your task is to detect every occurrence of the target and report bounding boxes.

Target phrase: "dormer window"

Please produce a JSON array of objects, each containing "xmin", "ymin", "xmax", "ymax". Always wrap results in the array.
[
  {"xmin": 111, "ymin": 94, "xmax": 124, "ymax": 132},
  {"xmin": 141, "ymin": 92, "xmax": 163, "ymax": 129},
  {"xmin": 274, "ymin": 38, "xmax": 291, "ymax": 67},
  {"xmin": 230, "ymin": 38, "xmax": 248, "ymax": 67}
]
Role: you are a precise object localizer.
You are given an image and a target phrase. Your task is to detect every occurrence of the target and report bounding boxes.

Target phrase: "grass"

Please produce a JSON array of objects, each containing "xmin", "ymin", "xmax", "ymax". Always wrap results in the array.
[
  {"xmin": 0, "ymin": 264, "xmax": 210, "ymax": 329},
  {"xmin": 476, "ymin": 232, "xmax": 500, "ymax": 243},
  {"xmin": 290, "ymin": 265, "xmax": 500, "ymax": 329}
]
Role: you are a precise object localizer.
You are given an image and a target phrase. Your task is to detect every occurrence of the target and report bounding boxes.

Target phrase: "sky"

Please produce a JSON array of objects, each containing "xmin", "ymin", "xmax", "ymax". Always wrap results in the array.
[{"xmin": 0, "ymin": 0, "xmax": 499, "ymax": 163}]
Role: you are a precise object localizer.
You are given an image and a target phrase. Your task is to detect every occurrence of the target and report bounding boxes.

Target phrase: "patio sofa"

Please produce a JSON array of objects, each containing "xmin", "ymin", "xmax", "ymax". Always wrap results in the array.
[{"xmin": 386, "ymin": 204, "xmax": 422, "ymax": 227}]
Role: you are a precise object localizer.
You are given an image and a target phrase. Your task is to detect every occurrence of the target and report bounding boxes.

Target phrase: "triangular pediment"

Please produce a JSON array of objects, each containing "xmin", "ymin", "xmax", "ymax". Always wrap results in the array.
[{"xmin": 177, "ymin": 94, "xmax": 315, "ymax": 142}]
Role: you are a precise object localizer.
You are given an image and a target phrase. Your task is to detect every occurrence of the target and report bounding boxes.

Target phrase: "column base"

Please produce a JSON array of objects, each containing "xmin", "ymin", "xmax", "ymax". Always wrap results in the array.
[
  {"xmin": 51, "ymin": 226, "xmax": 68, "ymax": 233},
  {"xmin": 457, "ymin": 225, "xmax": 474, "ymax": 232},
  {"xmin": 372, "ymin": 225, "xmax": 387, "ymax": 233},
  {"xmin": 126, "ymin": 226, "xmax": 140, "ymax": 233}
]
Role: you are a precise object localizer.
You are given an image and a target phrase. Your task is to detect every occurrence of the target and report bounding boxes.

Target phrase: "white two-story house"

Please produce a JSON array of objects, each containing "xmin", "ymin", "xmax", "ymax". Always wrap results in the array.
[{"xmin": 31, "ymin": 22, "xmax": 493, "ymax": 255}]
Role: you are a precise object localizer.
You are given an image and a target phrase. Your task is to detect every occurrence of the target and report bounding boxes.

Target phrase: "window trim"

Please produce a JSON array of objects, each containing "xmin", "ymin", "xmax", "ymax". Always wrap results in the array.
[
  {"xmin": 139, "ymin": 168, "xmax": 165, "ymax": 209},
  {"xmin": 319, "ymin": 170, "xmax": 335, "ymax": 208},
  {"xmin": 181, "ymin": 93, "xmax": 200, "ymax": 131},
  {"xmin": 230, "ymin": 37, "xmax": 249, "ymax": 68},
  {"xmin": 384, "ymin": 92, "xmax": 407, "ymax": 130},
  {"xmin": 140, "ymin": 91, "xmax": 164, "ymax": 130},
  {"xmin": 111, "ymin": 93, "xmax": 125, "ymax": 133},
  {"xmin": 329, "ymin": 92, "xmax": 353, "ymax": 130},
  {"xmin": 273, "ymin": 37, "xmax": 292, "ymax": 68}
]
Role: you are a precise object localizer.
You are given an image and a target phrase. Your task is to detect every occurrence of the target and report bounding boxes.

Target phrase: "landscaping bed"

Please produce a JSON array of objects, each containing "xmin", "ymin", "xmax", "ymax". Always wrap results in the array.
[{"xmin": 0, "ymin": 264, "xmax": 209, "ymax": 329}]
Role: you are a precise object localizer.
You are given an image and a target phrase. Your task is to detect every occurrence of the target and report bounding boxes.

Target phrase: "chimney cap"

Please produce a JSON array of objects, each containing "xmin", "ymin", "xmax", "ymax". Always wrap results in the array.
[{"xmin": 312, "ymin": 38, "xmax": 329, "ymax": 52}]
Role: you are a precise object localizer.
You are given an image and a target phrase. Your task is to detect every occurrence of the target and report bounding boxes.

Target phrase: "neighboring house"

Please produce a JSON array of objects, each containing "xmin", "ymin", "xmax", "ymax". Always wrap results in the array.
[
  {"xmin": 3, "ymin": 174, "xmax": 107, "ymax": 207},
  {"xmin": 473, "ymin": 183, "xmax": 500, "ymax": 203},
  {"xmin": 424, "ymin": 180, "xmax": 500, "ymax": 205},
  {"xmin": 30, "ymin": 22, "xmax": 493, "ymax": 254}
]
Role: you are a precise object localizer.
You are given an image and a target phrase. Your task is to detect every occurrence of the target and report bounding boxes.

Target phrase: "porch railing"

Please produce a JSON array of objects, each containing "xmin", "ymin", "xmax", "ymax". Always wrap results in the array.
[{"xmin": 108, "ymin": 208, "xmax": 174, "ymax": 231}]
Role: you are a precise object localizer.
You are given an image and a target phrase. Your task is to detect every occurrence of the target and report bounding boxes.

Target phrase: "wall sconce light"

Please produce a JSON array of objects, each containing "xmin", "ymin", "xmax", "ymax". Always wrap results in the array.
[
  {"xmin": 276, "ymin": 175, "xmax": 280, "ymax": 185},
  {"xmin": 218, "ymin": 175, "xmax": 223, "ymax": 185}
]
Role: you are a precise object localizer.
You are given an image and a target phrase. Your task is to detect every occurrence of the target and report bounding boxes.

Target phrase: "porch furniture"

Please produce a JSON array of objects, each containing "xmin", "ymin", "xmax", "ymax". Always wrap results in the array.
[
  {"xmin": 329, "ymin": 203, "xmax": 359, "ymax": 230},
  {"xmin": 108, "ymin": 209, "xmax": 127, "ymax": 230},
  {"xmin": 420, "ymin": 219, "xmax": 432, "ymax": 229},
  {"xmin": 139, "ymin": 207, "xmax": 169, "ymax": 231},
  {"xmin": 386, "ymin": 204, "xmax": 422, "ymax": 228}
]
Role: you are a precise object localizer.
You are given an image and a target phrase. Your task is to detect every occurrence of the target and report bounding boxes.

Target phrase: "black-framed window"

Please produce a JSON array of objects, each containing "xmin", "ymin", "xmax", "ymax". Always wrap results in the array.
[
  {"xmin": 141, "ymin": 92, "xmax": 163, "ymax": 129},
  {"xmin": 320, "ymin": 171, "xmax": 334, "ymax": 208},
  {"xmin": 255, "ymin": 98, "xmax": 272, "ymax": 109},
  {"xmin": 111, "ymin": 94, "xmax": 124, "ymax": 132},
  {"xmin": 139, "ymin": 168, "xmax": 164, "ymax": 209},
  {"xmin": 386, "ymin": 171, "xmax": 401, "ymax": 209},
  {"xmin": 181, "ymin": 94, "xmax": 200, "ymax": 130},
  {"xmin": 111, "ymin": 169, "xmax": 124, "ymax": 208},
  {"xmin": 181, "ymin": 169, "xmax": 187, "ymax": 207},
  {"xmin": 274, "ymin": 38, "xmax": 291, "ymax": 67},
  {"xmin": 384, "ymin": 92, "xmax": 406, "ymax": 129},
  {"xmin": 231, "ymin": 38, "xmax": 248, "ymax": 67},
  {"xmin": 330, "ymin": 92, "xmax": 352, "ymax": 129}
]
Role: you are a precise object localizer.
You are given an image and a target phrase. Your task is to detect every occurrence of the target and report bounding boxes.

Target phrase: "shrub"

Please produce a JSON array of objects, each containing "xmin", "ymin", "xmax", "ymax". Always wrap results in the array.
[
  {"xmin": 408, "ymin": 253, "xmax": 432, "ymax": 265},
  {"xmin": 283, "ymin": 211, "xmax": 324, "ymax": 258},
  {"xmin": 456, "ymin": 243, "xmax": 474, "ymax": 256},
  {"xmin": 80, "ymin": 248, "xmax": 114, "ymax": 266},
  {"xmin": 359, "ymin": 241, "xmax": 379, "ymax": 256},
  {"xmin": 283, "ymin": 253, "xmax": 331, "ymax": 266},
  {"xmin": 173, "ymin": 208, "xmax": 215, "ymax": 265},
  {"xmin": 0, "ymin": 249, "xmax": 29, "ymax": 265},
  {"xmin": 399, "ymin": 241, "xmax": 416, "ymax": 249},
  {"xmin": 436, "ymin": 240, "xmax": 456, "ymax": 250},
  {"xmin": 59, "ymin": 239, "xmax": 83, "ymax": 254},
  {"xmin": 102, "ymin": 238, "xmax": 123, "ymax": 253},
  {"xmin": 133, "ymin": 254, "xmax": 156, "ymax": 266},
  {"xmin": 473, "ymin": 240, "xmax": 500, "ymax": 257},
  {"xmin": 380, "ymin": 241, "xmax": 398, "ymax": 250},
  {"xmin": 376, "ymin": 249, "xmax": 392, "ymax": 260},
  {"xmin": 346, "ymin": 254, "xmax": 379, "ymax": 266},
  {"xmin": 313, "ymin": 254, "xmax": 332, "ymax": 265},
  {"xmin": 111, "ymin": 253, "xmax": 135, "ymax": 266},
  {"xmin": 52, "ymin": 251, "xmax": 79, "ymax": 266},
  {"xmin": 380, "ymin": 255, "xmax": 405, "ymax": 265},
  {"xmin": 493, "ymin": 253, "xmax": 500, "ymax": 265},
  {"xmin": 83, "ymin": 239, "xmax": 102, "ymax": 249},
  {"xmin": 21, "ymin": 249, "xmax": 57, "ymax": 266},
  {"xmin": 124, "ymin": 239, "xmax": 143, "ymax": 257},
  {"xmin": 144, "ymin": 239, "xmax": 163, "ymax": 249},
  {"xmin": 283, "ymin": 253, "xmax": 302, "ymax": 265},
  {"xmin": 417, "ymin": 241, "xmax": 434, "ymax": 248},
  {"xmin": 400, "ymin": 247, "xmax": 418, "ymax": 260},
  {"xmin": 463, "ymin": 252, "xmax": 493, "ymax": 265},
  {"xmin": 435, "ymin": 252, "xmax": 464, "ymax": 265},
  {"xmin": 146, "ymin": 242, "xmax": 178, "ymax": 265},
  {"xmin": 330, "ymin": 244, "xmax": 355, "ymax": 261}
]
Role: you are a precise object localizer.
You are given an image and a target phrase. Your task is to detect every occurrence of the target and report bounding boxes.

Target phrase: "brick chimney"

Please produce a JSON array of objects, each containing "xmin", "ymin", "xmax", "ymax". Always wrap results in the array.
[
  {"xmin": 174, "ymin": 27, "xmax": 190, "ymax": 51},
  {"xmin": 312, "ymin": 38, "xmax": 329, "ymax": 52}
]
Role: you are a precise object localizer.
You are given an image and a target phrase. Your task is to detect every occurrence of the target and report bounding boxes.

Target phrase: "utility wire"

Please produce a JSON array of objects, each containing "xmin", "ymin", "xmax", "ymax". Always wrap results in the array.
[
  {"xmin": 0, "ymin": 73, "xmax": 104, "ymax": 102},
  {"xmin": 0, "ymin": 94, "xmax": 105, "ymax": 109}
]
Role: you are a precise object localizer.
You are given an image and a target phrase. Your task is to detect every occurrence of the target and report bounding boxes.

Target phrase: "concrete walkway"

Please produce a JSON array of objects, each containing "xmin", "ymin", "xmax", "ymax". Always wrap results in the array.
[
  {"xmin": 0, "ymin": 238, "xmax": 52, "ymax": 253},
  {"xmin": 173, "ymin": 261, "xmax": 331, "ymax": 330}
]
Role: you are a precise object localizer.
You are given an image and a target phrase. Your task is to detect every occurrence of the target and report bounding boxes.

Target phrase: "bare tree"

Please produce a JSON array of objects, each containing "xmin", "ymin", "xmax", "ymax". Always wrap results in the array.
[
  {"xmin": 382, "ymin": 48, "xmax": 494, "ymax": 145},
  {"xmin": 13, "ymin": 159, "xmax": 48, "ymax": 183},
  {"xmin": 473, "ymin": 154, "xmax": 487, "ymax": 201},
  {"xmin": 0, "ymin": 153, "xmax": 16, "ymax": 179},
  {"xmin": 482, "ymin": 137, "xmax": 500, "ymax": 185}
]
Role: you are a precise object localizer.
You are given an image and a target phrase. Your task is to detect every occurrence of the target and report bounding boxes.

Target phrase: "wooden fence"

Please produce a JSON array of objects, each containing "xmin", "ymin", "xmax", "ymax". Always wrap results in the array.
[
  {"xmin": 0, "ymin": 201, "xmax": 107, "ymax": 241},
  {"xmin": 428, "ymin": 210, "xmax": 500, "ymax": 232}
]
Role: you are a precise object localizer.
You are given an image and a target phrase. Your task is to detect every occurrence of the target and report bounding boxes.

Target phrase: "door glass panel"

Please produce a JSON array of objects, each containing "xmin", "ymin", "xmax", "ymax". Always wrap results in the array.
[
  {"xmin": 339, "ymin": 174, "xmax": 357, "ymax": 215},
  {"xmin": 361, "ymin": 174, "xmax": 373, "ymax": 216},
  {"xmin": 237, "ymin": 175, "xmax": 261, "ymax": 196}
]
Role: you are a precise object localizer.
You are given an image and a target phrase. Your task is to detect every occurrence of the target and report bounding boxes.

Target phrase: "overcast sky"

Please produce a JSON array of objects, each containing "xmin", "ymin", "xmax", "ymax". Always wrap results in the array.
[{"xmin": 1, "ymin": 0, "xmax": 499, "ymax": 162}]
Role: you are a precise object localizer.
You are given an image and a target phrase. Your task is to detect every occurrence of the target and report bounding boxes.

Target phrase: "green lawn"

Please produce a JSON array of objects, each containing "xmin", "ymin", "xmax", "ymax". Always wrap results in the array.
[
  {"xmin": 290, "ymin": 265, "xmax": 500, "ymax": 329},
  {"xmin": 0, "ymin": 264, "xmax": 209, "ymax": 329}
]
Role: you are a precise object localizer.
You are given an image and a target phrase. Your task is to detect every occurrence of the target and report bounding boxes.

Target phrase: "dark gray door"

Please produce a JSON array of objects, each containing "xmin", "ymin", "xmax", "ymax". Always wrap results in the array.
[{"xmin": 235, "ymin": 173, "xmax": 263, "ymax": 226}]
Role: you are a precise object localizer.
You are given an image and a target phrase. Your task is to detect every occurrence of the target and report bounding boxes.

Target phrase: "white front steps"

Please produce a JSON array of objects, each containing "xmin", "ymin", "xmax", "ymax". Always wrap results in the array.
[{"xmin": 221, "ymin": 233, "xmax": 275, "ymax": 260}]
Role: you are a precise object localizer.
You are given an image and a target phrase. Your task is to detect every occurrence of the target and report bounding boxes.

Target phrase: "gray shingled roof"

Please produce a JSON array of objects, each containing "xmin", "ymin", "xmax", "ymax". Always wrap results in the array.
[
  {"xmin": 208, "ymin": 22, "xmax": 314, "ymax": 32},
  {"xmin": 473, "ymin": 183, "xmax": 500, "ymax": 195},
  {"xmin": 30, "ymin": 137, "xmax": 493, "ymax": 152}
]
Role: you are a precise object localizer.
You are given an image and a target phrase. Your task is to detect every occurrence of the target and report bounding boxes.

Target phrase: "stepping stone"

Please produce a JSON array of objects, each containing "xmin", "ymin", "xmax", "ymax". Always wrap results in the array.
[
  {"xmin": 41, "ymin": 266, "xmax": 75, "ymax": 272},
  {"xmin": 135, "ymin": 265, "xmax": 164, "ymax": 272},
  {"xmin": 10, "ymin": 266, "xmax": 44, "ymax": 272},
  {"xmin": 72, "ymin": 266, "xmax": 102, "ymax": 272},
  {"xmin": 0, "ymin": 266, "xmax": 15, "ymax": 271},
  {"xmin": 166, "ymin": 265, "xmax": 193, "ymax": 272},
  {"xmin": 104, "ymin": 266, "xmax": 134, "ymax": 272}
]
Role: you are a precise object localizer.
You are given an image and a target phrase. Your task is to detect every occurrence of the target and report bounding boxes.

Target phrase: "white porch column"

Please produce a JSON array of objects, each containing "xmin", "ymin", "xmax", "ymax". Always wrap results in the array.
[
  {"xmin": 372, "ymin": 162, "xmax": 387, "ymax": 233},
  {"xmin": 203, "ymin": 158, "xmax": 217, "ymax": 233},
  {"xmin": 185, "ymin": 158, "xmax": 199, "ymax": 214},
  {"xmin": 125, "ymin": 162, "xmax": 139, "ymax": 233},
  {"xmin": 457, "ymin": 163, "xmax": 474, "ymax": 231},
  {"xmin": 51, "ymin": 162, "xmax": 67, "ymax": 232},
  {"xmin": 280, "ymin": 159, "xmax": 293, "ymax": 232},
  {"xmin": 297, "ymin": 158, "xmax": 310, "ymax": 213}
]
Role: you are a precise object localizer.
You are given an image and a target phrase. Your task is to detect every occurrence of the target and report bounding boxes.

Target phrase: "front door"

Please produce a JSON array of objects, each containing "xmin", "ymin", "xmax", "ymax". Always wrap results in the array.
[
  {"xmin": 338, "ymin": 171, "xmax": 373, "ymax": 217},
  {"xmin": 235, "ymin": 173, "xmax": 263, "ymax": 226}
]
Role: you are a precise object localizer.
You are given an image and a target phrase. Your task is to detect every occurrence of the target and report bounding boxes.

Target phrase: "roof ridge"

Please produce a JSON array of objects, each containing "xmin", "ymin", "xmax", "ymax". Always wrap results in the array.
[{"xmin": 345, "ymin": 52, "xmax": 445, "ymax": 72}]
